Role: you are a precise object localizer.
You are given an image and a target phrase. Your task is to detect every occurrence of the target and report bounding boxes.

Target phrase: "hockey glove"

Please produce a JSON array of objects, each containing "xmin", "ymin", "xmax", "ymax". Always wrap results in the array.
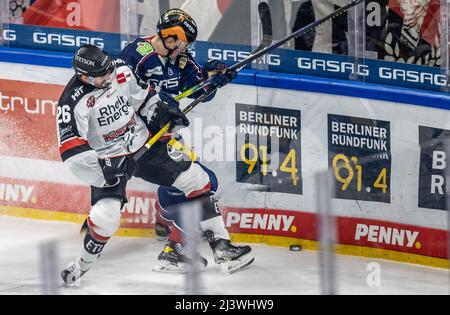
[
  {"xmin": 204, "ymin": 60, "xmax": 237, "ymax": 88},
  {"xmin": 158, "ymin": 89, "xmax": 179, "ymax": 108},
  {"xmin": 99, "ymin": 155, "xmax": 137, "ymax": 186},
  {"xmin": 152, "ymin": 91, "xmax": 189, "ymax": 129}
]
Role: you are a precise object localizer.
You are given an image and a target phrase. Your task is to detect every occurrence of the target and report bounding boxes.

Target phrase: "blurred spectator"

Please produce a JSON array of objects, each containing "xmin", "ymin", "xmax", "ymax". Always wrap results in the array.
[
  {"xmin": 291, "ymin": 0, "xmax": 441, "ymax": 67},
  {"xmin": 380, "ymin": 0, "xmax": 441, "ymax": 66}
]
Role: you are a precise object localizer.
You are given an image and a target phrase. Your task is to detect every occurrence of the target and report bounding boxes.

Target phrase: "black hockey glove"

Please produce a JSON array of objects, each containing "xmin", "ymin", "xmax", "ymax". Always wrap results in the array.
[
  {"xmin": 204, "ymin": 60, "xmax": 237, "ymax": 88},
  {"xmin": 158, "ymin": 89, "xmax": 179, "ymax": 108},
  {"xmin": 99, "ymin": 155, "xmax": 137, "ymax": 186},
  {"xmin": 152, "ymin": 90, "xmax": 189, "ymax": 129}
]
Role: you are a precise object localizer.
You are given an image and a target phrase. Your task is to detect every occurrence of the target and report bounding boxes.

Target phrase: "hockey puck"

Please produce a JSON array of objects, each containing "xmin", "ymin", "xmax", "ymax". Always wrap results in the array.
[{"xmin": 289, "ymin": 245, "xmax": 302, "ymax": 251}]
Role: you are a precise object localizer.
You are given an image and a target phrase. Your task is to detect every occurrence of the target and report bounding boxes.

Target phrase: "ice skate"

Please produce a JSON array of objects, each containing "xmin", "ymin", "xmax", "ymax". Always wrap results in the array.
[
  {"xmin": 205, "ymin": 231, "xmax": 254, "ymax": 274},
  {"xmin": 61, "ymin": 261, "xmax": 88, "ymax": 286}
]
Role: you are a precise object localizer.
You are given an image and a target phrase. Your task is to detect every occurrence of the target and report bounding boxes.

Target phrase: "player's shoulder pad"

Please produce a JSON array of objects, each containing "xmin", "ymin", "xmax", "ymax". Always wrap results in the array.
[
  {"xmin": 113, "ymin": 58, "xmax": 128, "ymax": 68},
  {"xmin": 59, "ymin": 75, "xmax": 95, "ymax": 108}
]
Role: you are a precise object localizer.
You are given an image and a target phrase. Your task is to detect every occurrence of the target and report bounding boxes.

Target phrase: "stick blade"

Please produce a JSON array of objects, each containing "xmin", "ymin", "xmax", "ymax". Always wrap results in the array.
[
  {"xmin": 251, "ymin": 1, "xmax": 273, "ymax": 56},
  {"xmin": 258, "ymin": 1, "xmax": 273, "ymax": 38}
]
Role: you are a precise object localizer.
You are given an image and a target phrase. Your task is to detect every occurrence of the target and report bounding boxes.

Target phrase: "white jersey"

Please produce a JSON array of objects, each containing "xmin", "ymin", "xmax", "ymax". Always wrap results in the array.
[{"xmin": 57, "ymin": 60, "xmax": 152, "ymax": 187}]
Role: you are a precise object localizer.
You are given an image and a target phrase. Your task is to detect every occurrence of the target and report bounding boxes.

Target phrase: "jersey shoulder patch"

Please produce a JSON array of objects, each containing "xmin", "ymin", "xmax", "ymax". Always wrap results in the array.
[
  {"xmin": 116, "ymin": 69, "xmax": 133, "ymax": 84},
  {"xmin": 136, "ymin": 41, "xmax": 155, "ymax": 56}
]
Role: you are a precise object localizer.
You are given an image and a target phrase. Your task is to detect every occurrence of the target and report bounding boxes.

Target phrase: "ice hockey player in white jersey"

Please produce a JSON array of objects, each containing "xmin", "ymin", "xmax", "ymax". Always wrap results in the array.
[
  {"xmin": 57, "ymin": 44, "xmax": 192, "ymax": 284},
  {"xmin": 58, "ymin": 42, "xmax": 253, "ymax": 284}
]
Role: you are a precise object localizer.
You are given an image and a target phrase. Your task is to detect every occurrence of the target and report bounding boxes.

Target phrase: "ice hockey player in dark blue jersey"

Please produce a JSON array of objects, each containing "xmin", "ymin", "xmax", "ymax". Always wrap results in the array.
[{"xmin": 120, "ymin": 8, "xmax": 254, "ymax": 274}]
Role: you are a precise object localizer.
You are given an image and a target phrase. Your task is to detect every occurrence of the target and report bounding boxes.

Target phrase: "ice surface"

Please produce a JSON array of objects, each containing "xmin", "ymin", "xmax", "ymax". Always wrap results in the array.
[{"xmin": 0, "ymin": 215, "xmax": 448, "ymax": 295}]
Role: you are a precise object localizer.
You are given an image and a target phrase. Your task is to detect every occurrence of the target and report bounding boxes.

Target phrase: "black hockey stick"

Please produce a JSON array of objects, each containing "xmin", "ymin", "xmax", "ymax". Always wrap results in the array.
[
  {"xmin": 133, "ymin": 1, "xmax": 273, "ymax": 161},
  {"xmin": 253, "ymin": 1, "xmax": 273, "ymax": 54},
  {"xmin": 135, "ymin": 1, "xmax": 365, "ymax": 159}
]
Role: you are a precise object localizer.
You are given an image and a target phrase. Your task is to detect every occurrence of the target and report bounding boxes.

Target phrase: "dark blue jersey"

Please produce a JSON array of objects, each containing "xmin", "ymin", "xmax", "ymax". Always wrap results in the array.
[{"xmin": 120, "ymin": 36, "xmax": 215, "ymax": 100}]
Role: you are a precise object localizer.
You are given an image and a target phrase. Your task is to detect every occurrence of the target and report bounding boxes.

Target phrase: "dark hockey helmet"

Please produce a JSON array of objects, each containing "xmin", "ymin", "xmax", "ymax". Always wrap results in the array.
[
  {"xmin": 157, "ymin": 8, "xmax": 198, "ymax": 43},
  {"xmin": 72, "ymin": 44, "xmax": 114, "ymax": 77}
]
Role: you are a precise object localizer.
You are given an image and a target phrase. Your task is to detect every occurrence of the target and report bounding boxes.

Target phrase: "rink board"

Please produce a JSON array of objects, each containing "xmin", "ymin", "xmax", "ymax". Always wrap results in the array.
[{"xmin": 0, "ymin": 63, "xmax": 449, "ymax": 268}]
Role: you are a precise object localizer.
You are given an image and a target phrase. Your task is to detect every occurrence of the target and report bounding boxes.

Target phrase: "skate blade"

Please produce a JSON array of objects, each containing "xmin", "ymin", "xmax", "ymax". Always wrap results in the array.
[
  {"xmin": 153, "ymin": 260, "xmax": 207, "ymax": 274},
  {"xmin": 61, "ymin": 278, "xmax": 82, "ymax": 287},
  {"xmin": 220, "ymin": 254, "xmax": 255, "ymax": 274},
  {"xmin": 153, "ymin": 260, "xmax": 188, "ymax": 274}
]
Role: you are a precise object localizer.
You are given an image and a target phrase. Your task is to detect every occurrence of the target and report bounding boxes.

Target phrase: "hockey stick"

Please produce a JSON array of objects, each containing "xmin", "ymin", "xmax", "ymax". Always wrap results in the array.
[
  {"xmin": 133, "ymin": 1, "xmax": 273, "ymax": 161},
  {"xmin": 252, "ymin": 1, "xmax": 273, "ymax": 54},
  {"xmin": 134, "ymin": 0, "xmax": 362, "ymax": 159}
]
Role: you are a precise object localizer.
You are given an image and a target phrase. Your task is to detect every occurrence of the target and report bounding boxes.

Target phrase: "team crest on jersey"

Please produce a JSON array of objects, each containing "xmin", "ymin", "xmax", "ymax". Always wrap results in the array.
[
  {"xmin": 87, "ymin": 95, "xmax": 96, "ymax": 108},
  {"xmin": 136, "ymin": 42, "xmax": 154, "ymax": 56},
  {"xmin": 168, "ymin": 68, "xmax": 174, "ymax": 76},
  {"xmin": 117, "ymin": 70, "xmax": 132, "ymax": 84}
]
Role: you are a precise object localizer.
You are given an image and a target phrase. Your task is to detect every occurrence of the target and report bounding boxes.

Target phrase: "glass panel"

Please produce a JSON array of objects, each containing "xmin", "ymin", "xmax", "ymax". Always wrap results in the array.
[
  {"xmin": 348, "ymin": 0, "xmax": 367, "ymax": 81},
  {"xmin": 442, "ymin": 0, "xmax": 449, "ymax": 92},
  {"xmin": 0, "ymin": 0, "xmax": 10, "ymax": 47},
  {"xmin": 0, "ymin": 1, "xmax": 448, "ymax": 91},
  {"xmin": 0, "ymin": 0, "xmax": 8, "ymax": 24}
]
